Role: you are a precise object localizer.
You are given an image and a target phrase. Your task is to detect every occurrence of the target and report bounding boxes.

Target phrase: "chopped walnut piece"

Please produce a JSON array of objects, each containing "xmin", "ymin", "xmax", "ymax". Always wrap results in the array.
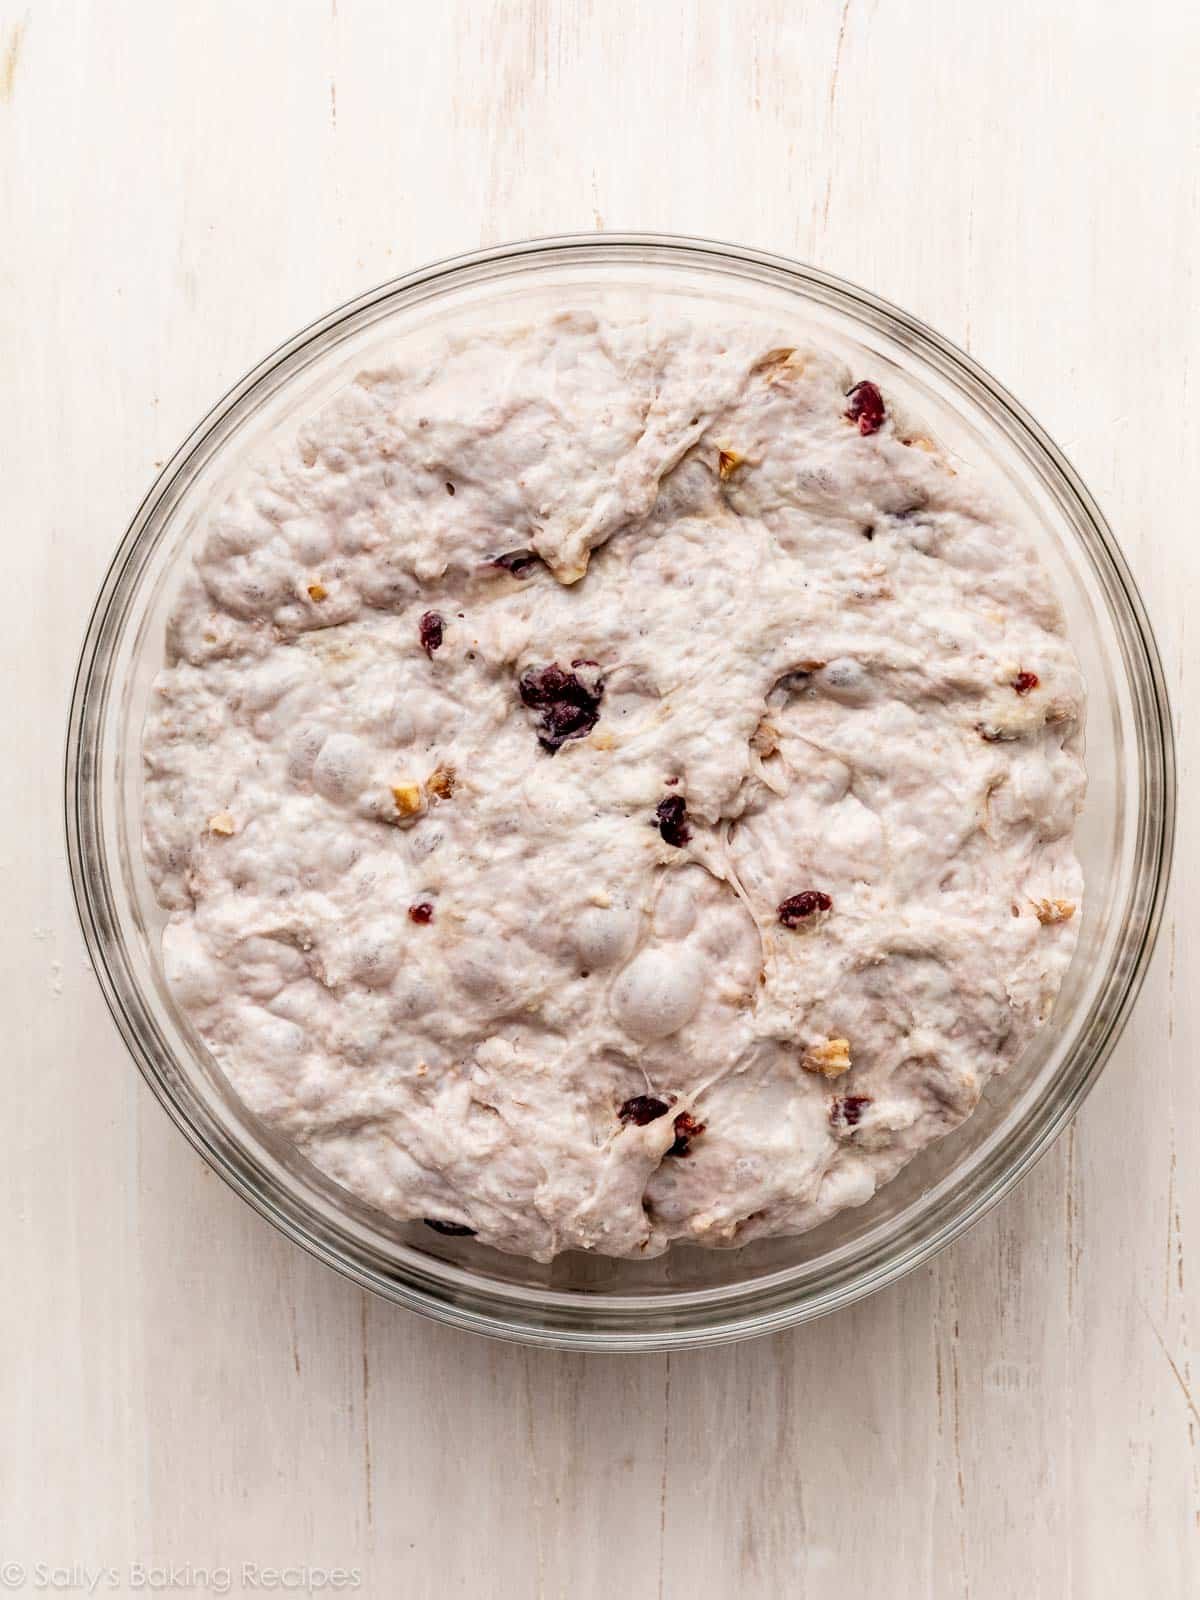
[
  {"xmin": 1033, "ymin": 897, "xmax": 1076, "ymax": 925},
  {"xmin": 717, "ymin": 449, "xmax": 744, "ymax": 481},
  {"xmin": 751, "ymin": 719, "xmax": 779, "ymax": 757},
  {"xmin": 208, "ymin": 812, "xmax": 236, "ymax": 836},
  {"xmin": 426, "ymin": 765, "xmax": 456, "ymax": 801},
  {"xmin": 306, "ymin": 582, "xmax": 328, "ymax": 603},
  {"xmin": 902, "ymin": 435, "xmax": 956, "ymax": 474},
  {"xmin": 754, "ymin": 347, "xmax": 805, "ymax": 382},
  {"xmin": 803, "ymin": 1038, "xmax": 851, "ymax": 1078},
  {"xmin": 390, "ymin": 781, "xmax": 424, "ymax": 818}
]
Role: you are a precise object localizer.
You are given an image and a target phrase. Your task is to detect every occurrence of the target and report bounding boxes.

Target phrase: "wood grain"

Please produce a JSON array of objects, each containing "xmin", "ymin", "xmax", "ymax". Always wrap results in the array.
[{"xmin": 1, "ymin": 0, "xmax": 1196, "ymax": 1594}]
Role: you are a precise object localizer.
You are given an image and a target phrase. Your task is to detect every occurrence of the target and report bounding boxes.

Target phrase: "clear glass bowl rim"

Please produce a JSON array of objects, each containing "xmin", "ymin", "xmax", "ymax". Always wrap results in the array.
[{"xmin": 65, "ymin": 232, "xmax": 1176, "ymax": 1351}]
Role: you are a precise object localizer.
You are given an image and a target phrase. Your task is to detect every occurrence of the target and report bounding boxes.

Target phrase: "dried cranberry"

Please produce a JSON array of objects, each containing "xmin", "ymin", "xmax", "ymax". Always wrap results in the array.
[
  {"xmin": 1012, "ymin": 670, "xmax": 1039, "ymax": 696},
  {"xmin": 667, "ymin": 1111, "xmax": 706, "ymax": 1157},
  {"xmin": 831, "ymin": 1095, "xmax": 871, "ymax": 1130},
  {"xmin": 418, "ymin": 610, "xmax": 444, "ymax": 657},
  {"xmin": 490, "ymin": 549, "xmax": 541, "ymax": 579},
  {"xmin": 778, "ymin": 890, "xmax": 833, "ymax": 927},
  {"xmin": 408, "ymin": 902, "xmax": 434, "ymax": 925},
  {"xmin": 655, "ymin": 794, "xmax": 691, "ymax": 847},
  {"xmin": 618, "ymin": 1095, "xmax": 671, "ymax": 1126},
  {"xmin": 423, "ymin": 1219, "xmax": 476, "ymax": 1236},
  {"xmin": 519, "ymin": 662, "xmax": 604, "ymax": 754},
  {"xmin": 520, "ymin": 663, "xmax": 572, "ymax": 704},
  {"xmin": 845, "ymin": 380, "xmax": 886, "ymax": 436},
  {"xmin": 546, "ymin": 700, "xmax": 590, "ymax": 740}
]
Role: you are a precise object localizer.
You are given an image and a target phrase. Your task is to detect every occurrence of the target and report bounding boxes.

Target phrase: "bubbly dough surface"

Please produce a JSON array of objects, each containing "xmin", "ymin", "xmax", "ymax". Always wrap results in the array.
[{"xmin": 143, "ymin": 314, "xmax": 1085, "ymax": 1260}]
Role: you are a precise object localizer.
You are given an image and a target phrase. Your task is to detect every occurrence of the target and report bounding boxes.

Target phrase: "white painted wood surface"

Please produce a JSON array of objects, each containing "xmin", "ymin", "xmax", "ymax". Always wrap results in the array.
[{"xmin": 2, "ymin": 1, "xmax": 1196, "ymax": 1594}]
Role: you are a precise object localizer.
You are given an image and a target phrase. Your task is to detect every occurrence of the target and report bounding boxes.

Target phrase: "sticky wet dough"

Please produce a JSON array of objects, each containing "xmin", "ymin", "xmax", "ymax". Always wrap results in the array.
[{"xmin": 143, "ymin": 314, "xmax": 1085, "ymax": 1260}]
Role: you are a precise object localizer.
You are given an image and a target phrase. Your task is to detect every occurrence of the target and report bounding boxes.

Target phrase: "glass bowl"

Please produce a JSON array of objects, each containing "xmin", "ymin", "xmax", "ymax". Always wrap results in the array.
[{"xmin": 65, "ymin": 234, "xmax": 1174, "ymax": 1351}]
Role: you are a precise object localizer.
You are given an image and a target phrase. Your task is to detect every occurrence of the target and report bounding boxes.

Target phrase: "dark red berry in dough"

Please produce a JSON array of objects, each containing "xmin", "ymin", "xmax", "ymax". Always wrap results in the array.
[
  {"xmin": 778, "ymin": 890, "xmax": 833, "ymax": 927},
  {"xmin": 418, "ymin": 611, "xmax": 444, "ymax": 656},
  {"xmin": 655, "ymin": 795, "xmax": 691, "ymax": 847},
  {"xmin": 845, "ymin": 381, "xmax": 886, "ymax": 436},
  {"xmin": 519, "ymin": 662, "xmax": 604, "ymax": 754},
  {"xmin": 619, "ymin": 1095, "xmax": 671, "ymax": 1126},
  {"xmin": 831, "ymin": 1095, "xmax": 871, "ymax": 1131},
  {"xmin": 667, "ymin": 1112, "xmax": 706, "ymax": 1157}
]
